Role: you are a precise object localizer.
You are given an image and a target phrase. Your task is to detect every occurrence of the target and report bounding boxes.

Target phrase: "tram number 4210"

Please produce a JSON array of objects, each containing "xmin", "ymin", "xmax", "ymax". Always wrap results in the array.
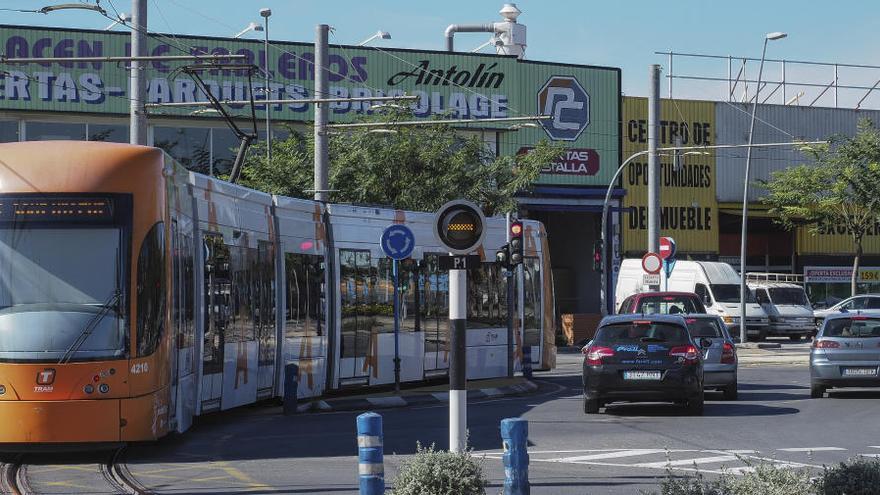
[{"xmin": 131, "ymin": 362, "xmax": 150, "ymax": 374}]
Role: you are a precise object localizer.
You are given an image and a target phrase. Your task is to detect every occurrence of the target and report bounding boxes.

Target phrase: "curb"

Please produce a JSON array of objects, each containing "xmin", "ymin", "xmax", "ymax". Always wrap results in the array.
[{"xmin": 295, "ymin": 381, "xmax": 539, "ymax": 413}]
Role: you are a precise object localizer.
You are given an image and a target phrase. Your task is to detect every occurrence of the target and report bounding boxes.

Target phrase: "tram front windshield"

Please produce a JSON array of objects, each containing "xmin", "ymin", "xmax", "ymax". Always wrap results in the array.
[{"xmin": 0, "ymin": 195, "xmax": 128, "ymax": 362}]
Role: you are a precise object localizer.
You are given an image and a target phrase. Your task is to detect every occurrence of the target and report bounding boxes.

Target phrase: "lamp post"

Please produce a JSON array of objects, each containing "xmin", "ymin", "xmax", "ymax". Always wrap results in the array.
[
  {"xmin": 358, "ymin": 30, "xmax": 391, "ymax": 46},
  {"xmin": 234, "ymin": 21, "xmax": 264, "ymax": 39},
  {"xmin": 739, "ymin": 31, "xmax": 787, "ymax": 344},
  {"xmin": 260, "ymin": 8, "xmax": 272, "ymax": 163}
]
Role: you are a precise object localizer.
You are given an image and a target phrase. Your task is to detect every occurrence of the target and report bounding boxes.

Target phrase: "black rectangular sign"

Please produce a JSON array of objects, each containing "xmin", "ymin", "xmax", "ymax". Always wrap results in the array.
[
  {"xmin": 0, "ymin": 195, "xmax": 115, "ymax": 223},
  {"xmin": 439, "ymin": 254, "xmax": 482, "ymax": 270}
]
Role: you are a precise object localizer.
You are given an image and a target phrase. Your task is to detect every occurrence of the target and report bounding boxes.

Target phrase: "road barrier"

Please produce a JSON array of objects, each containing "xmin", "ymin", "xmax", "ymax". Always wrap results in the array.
[
  {"xmin": 357, "ymin": 412, "xmax": 384, "ymax": 495},
  {"xmin": 283, "ymin": 363, "xmax": 299, "ymax": 415},
  {"xmin": 501, "ymin": 417, "xmax": 529, "ymax": 495}
]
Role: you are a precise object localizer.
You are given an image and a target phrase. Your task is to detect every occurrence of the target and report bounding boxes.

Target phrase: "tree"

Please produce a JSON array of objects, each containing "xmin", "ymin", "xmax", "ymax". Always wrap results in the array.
[
  {"xmin": 235, "ymin": 109, "xmax": 563, "ymax": 215},
  {"xmin": 761, "ymin": 119, "xmax": 880, "ymax": 296}
]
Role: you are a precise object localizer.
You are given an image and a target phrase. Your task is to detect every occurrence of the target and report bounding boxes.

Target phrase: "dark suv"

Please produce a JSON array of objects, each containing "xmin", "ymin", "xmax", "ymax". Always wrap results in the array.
[
  {"xmin": 617, "ymin": 291, "xmax": 707, "ymax": 315},
  {"xmin": 582, "ymin": 314, "xmax": 705, "ymax": 415}
]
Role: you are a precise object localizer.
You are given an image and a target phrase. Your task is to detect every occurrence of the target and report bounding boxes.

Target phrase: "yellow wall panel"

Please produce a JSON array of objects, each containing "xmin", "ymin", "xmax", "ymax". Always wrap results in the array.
[{"xmin": 621, "ymin": 97, "xmax": 719, "ymax": 255}]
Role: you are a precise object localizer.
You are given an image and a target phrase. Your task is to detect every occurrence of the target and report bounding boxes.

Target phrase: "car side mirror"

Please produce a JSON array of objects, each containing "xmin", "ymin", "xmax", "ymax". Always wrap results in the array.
[{"xmin": 699, "ymin": 337, "xmax": 713, "ymax": 349}]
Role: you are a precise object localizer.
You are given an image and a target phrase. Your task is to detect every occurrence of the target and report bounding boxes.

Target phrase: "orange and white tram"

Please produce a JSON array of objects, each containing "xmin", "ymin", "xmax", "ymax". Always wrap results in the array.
[{"xmin": 0, "ymin": 141, "xmax": 555, "ymax": 444}]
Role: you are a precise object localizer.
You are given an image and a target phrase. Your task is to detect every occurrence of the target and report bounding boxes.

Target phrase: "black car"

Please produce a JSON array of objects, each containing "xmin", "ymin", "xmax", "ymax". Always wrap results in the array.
[{"xmin": 582, "ymin": 314, "xmax": 704, "ymax": 415}]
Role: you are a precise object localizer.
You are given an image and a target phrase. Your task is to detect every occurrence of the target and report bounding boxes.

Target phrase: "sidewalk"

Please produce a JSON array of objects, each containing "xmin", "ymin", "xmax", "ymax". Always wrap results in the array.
[
  {"xmin": 736, "ymin": 341, "xmax": 811, "ymax": 366},
  {"xmin": 296, "ymin": 376, "xmax": 538, "ymax": 413}
]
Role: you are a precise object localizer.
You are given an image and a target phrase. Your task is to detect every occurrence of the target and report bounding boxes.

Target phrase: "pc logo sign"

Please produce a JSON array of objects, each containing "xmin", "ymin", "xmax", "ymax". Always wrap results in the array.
[{"xmin": 537, "ymin": 76, "xmax": 591, "ymax": 141}]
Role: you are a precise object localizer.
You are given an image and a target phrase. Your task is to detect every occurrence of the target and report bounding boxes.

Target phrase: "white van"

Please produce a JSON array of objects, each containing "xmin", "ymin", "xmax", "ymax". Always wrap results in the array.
[
  {"xmin": 747, "ymin": 277, "xmax": 814, "ymax": 341},
  {"xmin": 616, "ymin": 259, "xmax": 770, "ymax": 339}
]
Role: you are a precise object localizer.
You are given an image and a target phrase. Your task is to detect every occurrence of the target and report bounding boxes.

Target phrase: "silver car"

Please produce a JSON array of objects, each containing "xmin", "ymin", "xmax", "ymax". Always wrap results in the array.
[
  {"xmin": 813, "ymin": 294, "xmax": 880, "ymax": 328},
  {"xmin": 684, "ymin": 314, "xmax": 738, "ymax": 400},
  {"xmin": 810, "ymin": 311, "xmax": 880, "ymax": 398}
]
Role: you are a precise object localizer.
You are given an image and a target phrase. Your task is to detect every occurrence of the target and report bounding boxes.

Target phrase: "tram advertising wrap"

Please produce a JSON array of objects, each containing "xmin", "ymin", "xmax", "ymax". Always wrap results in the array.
[
  {"xmin": 621, "ymin": 97, "xmax": 719, "ymax": 256},
  {"xmin": 0, "ymin": 141, "xmax": 555, "ymax": 444}
]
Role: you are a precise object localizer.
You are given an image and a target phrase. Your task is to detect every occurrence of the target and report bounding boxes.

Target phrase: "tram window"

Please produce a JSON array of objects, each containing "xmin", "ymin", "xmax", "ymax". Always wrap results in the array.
[
  {"xmin": 285, "ymin": 253, "xmax": 325, "ymax": 338},
  {"xmin": 25, "ymin": 121, "xmax": 86, "ymax": 141},
  {"xmin": 399, "ymin": 259, "xmax": 419, "ymax": 332},
  {"xmin": 137, "ymin": 222, "xmax": 166, "ymax": 357},
  {"xmin": 421, "ymin": 254, "xmax": 450, "ymax": 353},
  {"xmin": 339, "ymin": 250, "xmax": 375, "ymax": 358},
  {"xmin": 467, "ymin": 263, "xmax": 507, "ymax": 329},
  {"xmin": 0, "ymin": 121, "xmax": 18, "ymax": 142},
  {"xmin": 523, "ymin": 257, "xmax": 541, "ymax": 347},
  {"xmin": 88, "ymin": 124, "xmax": 129, "ymax": 143},
  {"xmin": 153, "ymin": 127, "xmax": 210, "ymax": 174},
  {"xmin": 203, "ymin": 234, "xmax": 230, "ymax": 375},
  {"xmin": 257, "ymin": 241, "xmax": 276, "ymax": 367},
  {"xmin": 229, "ymin": 246, "xmax": 257, "ymax": 342}
]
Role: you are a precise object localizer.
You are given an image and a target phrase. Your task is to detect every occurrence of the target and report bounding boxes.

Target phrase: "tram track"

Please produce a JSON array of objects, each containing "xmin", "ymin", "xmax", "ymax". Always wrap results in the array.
[{"xmin": 1, "ymin": 448, "xmax": 154, "ymax": 495}]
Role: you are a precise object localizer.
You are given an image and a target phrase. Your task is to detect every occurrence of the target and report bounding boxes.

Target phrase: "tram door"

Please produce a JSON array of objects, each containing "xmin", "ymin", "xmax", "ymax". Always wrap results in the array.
[
  {"xmin": 422, "ymin": 255, "xmax": 450, "ymax": 374},
  {"xmin": 171, "ymin": 225, "xmax": 197, "ymax": 431},
  {"xmin": 200, "ymin": 234, "xmax": 229, "ymax": 413},
  {"xmin": 338, "ymin": 250, "xmax": 373, "ymax": 383},
  {"xmin": 255, "ymin": 240, "xmax": 276, "ymax": 399}
]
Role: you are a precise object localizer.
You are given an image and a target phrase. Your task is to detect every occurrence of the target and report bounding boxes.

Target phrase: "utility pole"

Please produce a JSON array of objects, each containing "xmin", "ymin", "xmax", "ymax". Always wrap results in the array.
[
  {"xmin": 314, "ymin": 24, "xmax": 330, "ymax": 202},
  {"xmin": 130, "ymin": 0, "xmax": 147, "ymax": 145},
  {"xmin": 647, "ymin": 64, "xmax": 661, "ymax": 256},
  {"xmin": 449, "ymin": 267, "xmax": 467, "ymax": 452},
  {"xmin": 260, "ymin": 8, "xmax": 272, "ymax": 162}
]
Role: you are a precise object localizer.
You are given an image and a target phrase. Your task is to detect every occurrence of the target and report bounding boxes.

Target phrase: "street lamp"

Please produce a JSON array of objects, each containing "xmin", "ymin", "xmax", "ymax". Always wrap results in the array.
[
  {"xmin": 234, "ymin": 21, "xmax": 264, "ymax": 39},
  {"xmin": 358, "ymin": 30, "xmax": 391, "ymax": 46},
  {"xmin": 104, "ymin": 12, "xmax": 131, "ymax": 30},
  {"xmin": 739, "ymin": 31, "xmax": 787, "ymax": 344},
  {"xmin": 39, "ymin": 3, "xmax": 107, "ymax": 14},
  {"xmin": 260, "ymin": 8, "xmax": 272, "ymax": 162}
]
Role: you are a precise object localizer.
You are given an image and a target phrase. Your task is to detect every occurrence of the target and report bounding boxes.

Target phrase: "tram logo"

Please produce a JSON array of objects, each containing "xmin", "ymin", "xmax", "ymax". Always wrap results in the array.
[
  {"xmin": 36, "ymin": 368, "xmax": 55, "ymax": 385},
  {"xmin": 537, "ymin": 76, "xmax": 591, "ymax": 141}
]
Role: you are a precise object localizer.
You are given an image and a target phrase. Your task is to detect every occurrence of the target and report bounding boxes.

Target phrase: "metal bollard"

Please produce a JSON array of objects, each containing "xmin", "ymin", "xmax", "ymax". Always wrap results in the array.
[
  {"xmin": 283, "ymin": 363, "xmax": 299, "ymax": 415},
  {"xmin": 522, "ymin": 345, "xmax": 533, "ymax": 379},
  {"xmin": 357, "ymin": 412, "xmax": 384, "ymax": 495},
  {"xmin": 501, "ymin": 418, "xmax": 530, "ymax": 495}
]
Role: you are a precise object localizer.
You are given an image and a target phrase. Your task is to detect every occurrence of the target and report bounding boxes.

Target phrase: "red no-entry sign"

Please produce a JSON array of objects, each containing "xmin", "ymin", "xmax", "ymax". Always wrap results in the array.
[{"xmin": 659, "ymin": 237, "xmax": 677, "ymax": 260}]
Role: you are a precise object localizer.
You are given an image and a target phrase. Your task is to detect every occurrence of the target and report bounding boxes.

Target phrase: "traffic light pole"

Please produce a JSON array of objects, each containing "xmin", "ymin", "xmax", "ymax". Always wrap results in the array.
[
  {"xmin": 506, "ymin": 213, "xmax": 514, "ymax": 378},
  {"xmin": 449, "ymin": 267, "xmax": 467, "ymax": 453}
]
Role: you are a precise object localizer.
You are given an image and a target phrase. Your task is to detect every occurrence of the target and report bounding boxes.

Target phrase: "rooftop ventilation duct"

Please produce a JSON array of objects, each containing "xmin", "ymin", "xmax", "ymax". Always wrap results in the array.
[{"xmin": 445, "ymin": 3, "xmax": 527, "ymax": 59}]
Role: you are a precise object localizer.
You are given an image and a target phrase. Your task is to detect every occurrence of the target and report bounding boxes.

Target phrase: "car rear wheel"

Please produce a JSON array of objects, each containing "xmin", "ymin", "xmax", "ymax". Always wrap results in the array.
[
  {"xmin": 685, "ymin": 390, "xmax": 704, "ymax": 415},
  {"xmin": 789, "ymin": 335, "xmax": 801, "ymax": 342},
  {"xmin": 584, "ymin": 396, "xmax": 600, "ymax": 414},
  {"xmin": 810, "ymin": 383, "xmax": 825, "ymax": 399},
  {"xmin": 723, "ymin": 383, "xmax": 738, "ymax": 401}
]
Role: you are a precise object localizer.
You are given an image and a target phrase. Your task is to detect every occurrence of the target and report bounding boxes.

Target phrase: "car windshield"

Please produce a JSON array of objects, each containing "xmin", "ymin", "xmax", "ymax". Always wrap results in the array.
[
  {"xmin": 823, "ymin": 318, "xmax": 880, "ymax": 338},
  {"xmin": 686, "ymin": 318, "xmax": 723, "ymax": 338},
  {"xmin": 711, "ymin": 284, "xmax": 756, "ymax": 303},
  {"xmin": 595, "ymin": 322, "xmax": 690, "ymax": 344},
  {"xmin": 636, "ymin": 296, "xmax": 701, "ymax": 315},
  {"xmin": 768, "ymin": 288, "xmax": 809, "ymax": 306}
]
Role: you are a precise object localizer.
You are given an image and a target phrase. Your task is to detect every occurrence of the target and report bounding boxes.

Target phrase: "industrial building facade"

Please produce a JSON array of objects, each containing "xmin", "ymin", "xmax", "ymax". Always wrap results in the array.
[{"xmin": 1, "ymin": 24, "xmax": 877, "ymax": 317}]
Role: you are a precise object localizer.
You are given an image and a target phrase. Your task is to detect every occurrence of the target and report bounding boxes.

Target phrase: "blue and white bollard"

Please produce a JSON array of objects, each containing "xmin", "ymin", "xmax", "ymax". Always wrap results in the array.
[
  {"xmin": 357, "ymin": 412, "xmax": 384, "ymax": 495},
  {"xmin": 522, "ymin": 345, "xmax": 533, "ymax": 379},
  {"xmin": 283, "ymin": 363, "xmax": 299, "ymax": 415},
  {"xmin": 501, "ymin": 417, "xmax": 529, "ymax": 495}
]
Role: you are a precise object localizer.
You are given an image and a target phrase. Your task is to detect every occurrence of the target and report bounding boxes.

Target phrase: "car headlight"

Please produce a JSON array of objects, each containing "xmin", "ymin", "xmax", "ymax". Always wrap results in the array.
[{"xmin": 722, "ymin": 315, "xmax": 739, "ymax": 324}]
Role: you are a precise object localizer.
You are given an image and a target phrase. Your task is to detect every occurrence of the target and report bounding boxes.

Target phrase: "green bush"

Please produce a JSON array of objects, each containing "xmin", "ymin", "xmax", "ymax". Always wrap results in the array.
[
  {"xmin": 653, "ymin": 461, "xmax": 815, "ymax": 495},
  {"xmin": 818, "ymin": 456, "xmax": 880, "ymax": 495},
  {"xmin": 391, "ymin": 442, "xmax": 487, "ymax": 495}
]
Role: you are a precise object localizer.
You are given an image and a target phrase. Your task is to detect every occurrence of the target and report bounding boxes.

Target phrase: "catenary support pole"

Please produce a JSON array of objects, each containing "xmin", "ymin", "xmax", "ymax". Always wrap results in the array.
[
  {"xmin": 356, "ymin": 412, "xmax": 384, "ymax": 495},
  {"xmin": 647, "ymin": 64, "xmax": 661, "ymax": 257},
  {"xmin": 449, "ymin": 268, "xmax": 467, "ymax": 453},
  {"xmin": 130, "ymin": 0, "xmax": 147, "ymax": 145},
  {"xmin": 314, "ymin": 24, "xmax": 330, "ymax": 202},
  {"xmin": 264, "ymin": 12, "xmax": 272, "ymax": 162}
]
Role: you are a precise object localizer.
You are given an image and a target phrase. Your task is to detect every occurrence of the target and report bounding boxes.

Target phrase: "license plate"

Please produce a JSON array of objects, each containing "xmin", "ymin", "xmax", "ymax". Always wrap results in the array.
[
  {"xmin": 623, "ymin": 370, "xmax": 661, "ymax": 380},
  {"xmin": 842, "ymin": 367, "xmax": 878, "ymax": 377}
]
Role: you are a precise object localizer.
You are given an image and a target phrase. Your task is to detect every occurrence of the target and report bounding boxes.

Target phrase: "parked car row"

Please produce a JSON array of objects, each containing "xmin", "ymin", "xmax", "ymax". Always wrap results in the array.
[{"xmin": 615, "ymin": 260, "xmax": 880, "ymax": 341}]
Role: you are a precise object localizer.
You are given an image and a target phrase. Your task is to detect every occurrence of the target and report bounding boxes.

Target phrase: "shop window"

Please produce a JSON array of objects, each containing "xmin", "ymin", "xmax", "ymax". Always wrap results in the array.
[
  {"xmin": 137, "ymin": 222, "xmax": 166, "ymax": 357},
  {"xmin": 154, "ymin": 126, "xmax": 210, "ymax": 173},
  {"xmin": 211, "ymin": 128, "xmax": 240, "ymax": 176},
  {"xmin": 88, "ymin": 124, "xmax": 129, "ymax": 143},
  {"xmin": 0, "ymin": 121, "xmax": 18, "ymax": 142},
  {"xmin": 25, "ymin": 121, "xmax": 86, "ymax": 141}
]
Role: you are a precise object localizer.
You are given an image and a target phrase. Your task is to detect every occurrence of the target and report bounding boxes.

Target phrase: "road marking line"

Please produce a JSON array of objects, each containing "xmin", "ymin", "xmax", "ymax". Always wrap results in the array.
[
  {"xmin": 859, "ymin": 454, "xmax": 880, "ymax": 458},
  {"xmin": 868, "ymin": 446, "xmax": 880, "ymax": 449},
  {"xmin": 633, "ymin": 455, "xmax": 738, "ymax": 468},
  {"xmin": 548, "ymin": 449, "xmax": 668, "ymax": 462},
  {"xmin": 778, "ymin": 447, "xmax": 846, "ymax": 452}
]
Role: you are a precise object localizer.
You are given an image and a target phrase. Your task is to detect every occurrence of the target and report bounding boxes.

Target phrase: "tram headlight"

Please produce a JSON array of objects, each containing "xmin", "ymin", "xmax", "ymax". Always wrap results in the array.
[
  {"xmin": 0, "ymin": 384, "xmax": 5, "ymax": 395},
  {"xmin": 99, "ymin": 383, "xmax": 110, "ymax": 394},
  {"xmin": 83, "ymin": 384, "xmax": 94, "ymax": 394}
]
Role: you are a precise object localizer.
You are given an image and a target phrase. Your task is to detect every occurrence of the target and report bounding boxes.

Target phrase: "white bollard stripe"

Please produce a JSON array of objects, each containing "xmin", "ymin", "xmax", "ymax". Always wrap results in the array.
[
  {"xmin": 358, "ymin": 462, "xmax": 385, "ymax": 476},
  {"xmin": 358, "ymin": 435, "xmax": 383, "ymax": 448}
]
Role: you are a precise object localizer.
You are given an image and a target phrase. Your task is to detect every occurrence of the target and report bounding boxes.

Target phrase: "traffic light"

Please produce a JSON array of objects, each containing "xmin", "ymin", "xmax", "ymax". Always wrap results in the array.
[
  {"xmin": 495, "ymin": 243, "xmax": 511, "ymax": 269},
  {"xmin": 509, "ymin": 220, "xmax": 524, "ymax": 266},
  {"xmin": 593, "ymin": 240, "xmax": 603, "ymax": 272}
]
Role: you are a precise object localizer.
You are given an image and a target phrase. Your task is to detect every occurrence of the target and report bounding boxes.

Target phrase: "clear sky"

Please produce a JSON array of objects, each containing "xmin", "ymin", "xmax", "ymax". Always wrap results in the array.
[{"xmin": 4, "ymin": 0, "xmax": 880, "ymax": 107}]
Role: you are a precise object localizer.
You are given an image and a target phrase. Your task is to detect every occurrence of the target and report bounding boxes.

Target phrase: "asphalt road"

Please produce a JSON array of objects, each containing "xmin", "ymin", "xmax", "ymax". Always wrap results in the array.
[{"xmin": 19, "ymin": 347, "xmax": 880, "ymax": 494}]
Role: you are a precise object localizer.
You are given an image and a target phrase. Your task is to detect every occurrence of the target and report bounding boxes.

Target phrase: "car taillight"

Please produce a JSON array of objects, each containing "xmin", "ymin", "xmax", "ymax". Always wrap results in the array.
[
  {"xmin": 584, "ymin": 346, "xmax": 615, "ymax": 366},
  {"xmin": 813, "ymin": 340, "xmax": 840, "ymax": 349},
  {"xmin": 721, "ymin": 342, "xmax": 736, "ymax": 364},
  {"xmin": 669, "ymin": 345, "xmax": 699, "ymax": 362}
]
